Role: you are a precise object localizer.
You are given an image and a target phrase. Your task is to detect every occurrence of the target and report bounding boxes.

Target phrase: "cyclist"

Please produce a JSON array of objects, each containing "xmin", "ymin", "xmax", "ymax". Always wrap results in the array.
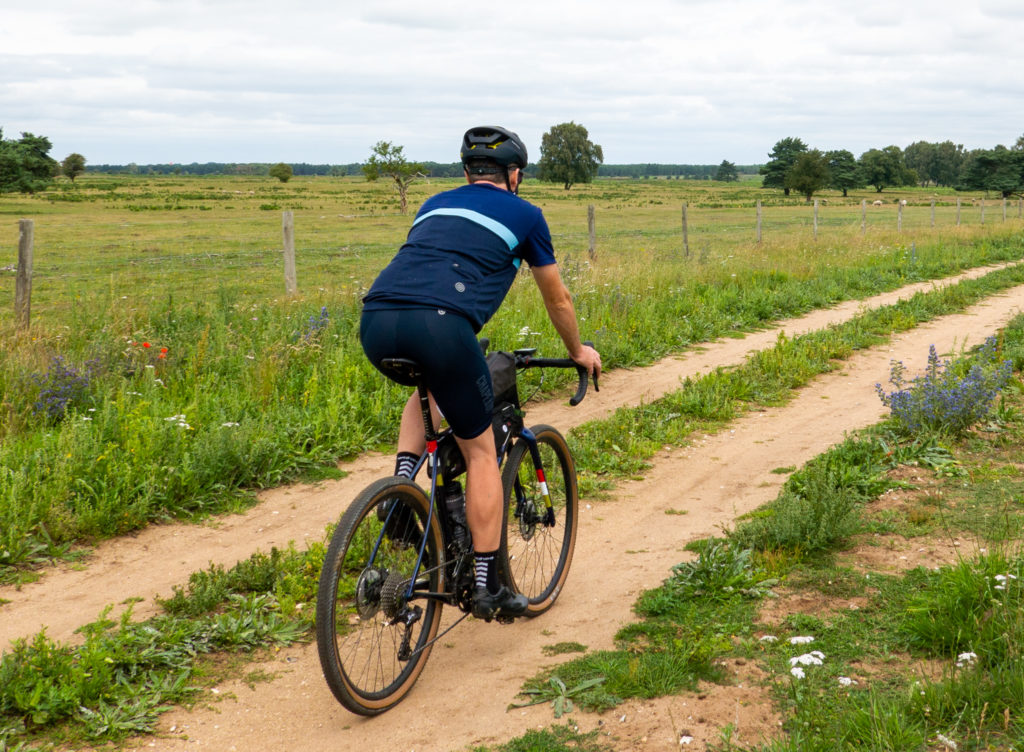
[{"xmin": 360, "ymin": 125, "xmax": 601, "ymax": 620}]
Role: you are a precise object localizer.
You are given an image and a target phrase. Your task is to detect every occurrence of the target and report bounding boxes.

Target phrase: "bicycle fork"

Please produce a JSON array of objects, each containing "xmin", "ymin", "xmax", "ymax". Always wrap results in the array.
[{"xmin": 519, "ymin": 428, "xmax": 557, "ymax": 528}]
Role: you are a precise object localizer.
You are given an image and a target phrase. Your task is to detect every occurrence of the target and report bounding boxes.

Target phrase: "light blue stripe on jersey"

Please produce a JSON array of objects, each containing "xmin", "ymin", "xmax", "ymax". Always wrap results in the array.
[{"xmin": 413, "ymin": 208, "xmax": 520, "ymax": 252}]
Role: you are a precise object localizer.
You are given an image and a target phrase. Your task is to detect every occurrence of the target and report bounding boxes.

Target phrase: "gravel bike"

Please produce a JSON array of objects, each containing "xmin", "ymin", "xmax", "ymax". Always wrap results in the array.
[{"xmin": 315, "ymin": 342, "xmax": 596, "ymax": 716}]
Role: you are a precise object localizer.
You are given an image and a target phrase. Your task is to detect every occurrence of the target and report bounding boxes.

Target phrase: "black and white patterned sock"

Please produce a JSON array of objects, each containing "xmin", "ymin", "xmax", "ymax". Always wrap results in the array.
[
  {"xmin": 474, "ymin": 549, "xmax": 500, "ymax": 593},
  {"xmin": 394, "ymin": 451, "xmax": 418, "ymax": 478}
]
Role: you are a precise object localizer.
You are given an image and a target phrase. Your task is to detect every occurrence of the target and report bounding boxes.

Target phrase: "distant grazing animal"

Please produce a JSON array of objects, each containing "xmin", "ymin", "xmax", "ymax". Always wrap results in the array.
[{"xmin": 872, "ymin": 200, "xmax": 884, "ymax": 206}]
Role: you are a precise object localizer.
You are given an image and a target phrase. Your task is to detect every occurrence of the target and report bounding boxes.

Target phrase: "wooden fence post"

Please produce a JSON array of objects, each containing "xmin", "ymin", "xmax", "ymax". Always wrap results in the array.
[
  {"xmin": 681, "ymin": 202, "xmax": 690, "ymax": 257},
  {"xmin": 956, "ymin": 197, "xmax": 961, "ymax": 226},
  {"xmin": 282, "ymin": 211, "xmax": 297, "ymax": 295},
  {"xmin": 931, "ymin": 199, "xmax": 935, "ymax": 228},
  {"xmin": 1003, "ymin": 198, "xmax": 1007, "ymax": 222},
  {"xmin": 897, "ymin": 201, "xmax": 903, "ymax": 233},
  {"xmin": 15, "ymin": 219, "xmax": 33, "ymax": 330},
  {"xmin": 813, "ymin": 199, "xmax": 819, "ymax": 240},
  {"xmin": 861, "ymin": 200, "xmax": 867, "ymax": 235},
  {"xmin": 980, "ymin": 199, "xmax": 985, "ymax": 226},
  {"xmin": 587, "ymin": 204, "xmax": 596, "ymax": 260},
  {"xmin": 756, "ymin": 201, "xmax": 762, "ymax": 244}
]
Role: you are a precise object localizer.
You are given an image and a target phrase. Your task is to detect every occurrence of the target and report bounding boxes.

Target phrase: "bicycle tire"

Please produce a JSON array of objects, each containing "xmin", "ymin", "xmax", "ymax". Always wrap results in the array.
[
  {"xmin": 499, "ymin": 424, "xmax": 578, "ymax": 617},
  {"xmin": 315, "ymin": 476, "xmax": 445, "ymax": 715}
]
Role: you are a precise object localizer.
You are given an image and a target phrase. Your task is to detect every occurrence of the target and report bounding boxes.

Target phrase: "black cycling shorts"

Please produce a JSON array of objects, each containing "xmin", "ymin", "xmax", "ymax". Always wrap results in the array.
[{"xmin": 360, "ymin": 307, "xmax": 493, "ymax": 440}]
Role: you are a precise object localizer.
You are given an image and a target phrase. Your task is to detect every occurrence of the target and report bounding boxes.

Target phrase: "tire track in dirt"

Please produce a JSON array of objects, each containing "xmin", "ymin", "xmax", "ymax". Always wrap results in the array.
[{"xmin": 2, "ymin": 265, "xmax": 1022, "ymax": 752}]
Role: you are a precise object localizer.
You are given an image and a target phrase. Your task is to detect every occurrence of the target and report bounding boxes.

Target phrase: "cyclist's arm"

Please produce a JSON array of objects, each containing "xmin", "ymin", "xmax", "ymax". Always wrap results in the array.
[{"xmin": 531, "ymin": 264, "xmax": 602, "ymax": 377}]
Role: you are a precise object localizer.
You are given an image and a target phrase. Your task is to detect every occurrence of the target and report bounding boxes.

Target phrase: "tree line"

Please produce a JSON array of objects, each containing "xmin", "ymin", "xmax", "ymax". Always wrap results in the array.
[
  {"xmin": 5, "ymin": 121, "xmax": 1022, "ymax": 201},
  {"xmin": 761, "ymin": 135, "xmax": 1024, "ymax": 201},
  {"xmin": 81, "ymin": 160, "xmax": 761, "ymax": 181}
]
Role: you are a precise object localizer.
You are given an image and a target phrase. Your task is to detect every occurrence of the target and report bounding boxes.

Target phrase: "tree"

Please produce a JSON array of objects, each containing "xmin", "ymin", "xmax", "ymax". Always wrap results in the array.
[
  {"xmin": 0, "ymin": 129, "xmax": 57, "ymax": 194},
  {"xmin": 268, "ymin": 162, "xmax": 293, "ymax": 183},
  {"xmin": 903, "ymin": 141, "xmax": 936, "ymax": 186},
  {"xmin": 362, "ymin": 141, "xmax": 424, "ymax": 214},
  {"xmin": 715, "ymin": 159, "xmax": 739, "ymax": 182},
  {"xmin": 858, "ymin": 146, "xmax": 916, "ymax": 193},
  {"xmin": 933, "ymin": 141, "xmax": 966, "ymax": 187},
  {"xmin": 956, "ymin": 145, "xmax": 1024, "ymax": 198},
  {"xmin": 825, "ymin": 149, "xmax": 863, "ymax": 197},
  {"xmin": 785, "ymin": 149, "xmax": 830, "ymax": 201},
  {"xmin": 61, "ymin": 153, "xmax": 86, "ymax": 182},
  {"xmin": 760, "ymin": 137, "xmax": 807, "ymax": 195},
  {"xmin": 537, "ymin": 122, "xmax": 603, "ymax": 190}
]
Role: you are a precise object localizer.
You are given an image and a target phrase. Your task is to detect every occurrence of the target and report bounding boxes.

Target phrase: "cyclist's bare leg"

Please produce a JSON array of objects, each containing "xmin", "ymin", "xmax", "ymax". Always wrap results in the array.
[
  {"xmin": 396, "ymin": 391, "xmax": 441, "ymax": 456},
  {"xmin": 454, "ymin": 431, "xmax": 503, "ymax": 551}
]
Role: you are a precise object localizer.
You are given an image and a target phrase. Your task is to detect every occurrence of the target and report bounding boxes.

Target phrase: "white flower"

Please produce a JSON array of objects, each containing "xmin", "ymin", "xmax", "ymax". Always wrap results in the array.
[
  {"xmin": 955, "ymin": 652, "xmax": 977, "ymax": 668},
  {"xmin": 790, "ymin": 667, "xmax": 806, "ymax": 679},
  {"xmin": 679, "ymin": 736, "xmax": 693, "ymax": 746},
  {"xmin": 759, "ymin": 635, "xmax": 778, "ymax": 643},
  {"xmin": 936, "ymin": 733, "xmax": 958, "ymax": 751},
  {"xmin": 221, "ymin": 422, "xmax": 240, "ymax": 428},
  {"xmin": 789, "ymin": 635, "xmax": 815, "ymax": 645},
  {"xmin": 789, "ymin": 651, "xmax": 825, "ymax": 667},
  {"xmin": 838, "ymin": 676, "xmax": 857, "ymax": 687}
]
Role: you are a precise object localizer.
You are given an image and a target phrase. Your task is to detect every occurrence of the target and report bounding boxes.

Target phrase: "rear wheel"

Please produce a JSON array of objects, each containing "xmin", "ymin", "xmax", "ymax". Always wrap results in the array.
[
  {"xmin": 316, "ymin": 477, "xmax": 444, "ymax": 716},
  {"xmin": 499, "ymin": 425, "xmax": 578, "ymax": 616}
]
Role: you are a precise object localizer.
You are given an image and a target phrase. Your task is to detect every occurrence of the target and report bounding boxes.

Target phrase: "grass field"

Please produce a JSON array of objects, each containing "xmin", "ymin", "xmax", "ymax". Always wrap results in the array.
[
  {"xmin": 2, "ymin": 174, "xmax": 1024, "ymax": 750},
  {"xmin": 1, "ymin": 174, "xmax": 1023, "ymax": 572}
]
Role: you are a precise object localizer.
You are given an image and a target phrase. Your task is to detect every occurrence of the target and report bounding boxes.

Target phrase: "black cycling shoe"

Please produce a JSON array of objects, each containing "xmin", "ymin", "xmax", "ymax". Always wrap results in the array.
[
  {"xmin": 376, "ymin": 499, "xmax": 421, "ymax": 548},
  {"xmin": 472, "ymin": 585, "xmax": 528, "ymax": 621}
]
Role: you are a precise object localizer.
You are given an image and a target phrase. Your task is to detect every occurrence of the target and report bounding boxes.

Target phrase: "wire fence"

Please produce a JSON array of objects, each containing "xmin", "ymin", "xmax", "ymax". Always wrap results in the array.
[{"xmin": 6, "ymin": 196, "xmax": 1024, "ymax": 329}]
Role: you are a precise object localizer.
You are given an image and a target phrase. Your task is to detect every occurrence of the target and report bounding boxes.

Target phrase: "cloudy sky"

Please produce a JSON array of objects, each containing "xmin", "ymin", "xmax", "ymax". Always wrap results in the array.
[{"xmin": 2, "ymin": 0, "xmax": 1022, "ymax": 166}]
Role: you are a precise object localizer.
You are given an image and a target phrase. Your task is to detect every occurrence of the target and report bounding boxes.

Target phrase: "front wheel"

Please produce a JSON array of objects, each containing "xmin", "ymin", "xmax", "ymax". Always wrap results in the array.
[
  {"xmin": 315, "ymin": 477, "xmax": 445, "ymax": 716},
  {"xmin": 499, "ymin": 424, "xmax": 578, "ymax": 617}
]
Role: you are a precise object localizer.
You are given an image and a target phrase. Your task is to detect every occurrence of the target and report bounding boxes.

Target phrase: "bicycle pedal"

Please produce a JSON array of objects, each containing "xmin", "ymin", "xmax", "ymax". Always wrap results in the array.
[{"xmin": 495, "ymin": 615, "xmax": 515, "ymax": 625}]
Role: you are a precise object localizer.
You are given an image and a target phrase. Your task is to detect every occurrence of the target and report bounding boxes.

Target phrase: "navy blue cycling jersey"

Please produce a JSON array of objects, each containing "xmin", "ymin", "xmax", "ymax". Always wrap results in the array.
[{"xmin": 362, "ymin": 182, "xmax": 557, "ymax": 332}]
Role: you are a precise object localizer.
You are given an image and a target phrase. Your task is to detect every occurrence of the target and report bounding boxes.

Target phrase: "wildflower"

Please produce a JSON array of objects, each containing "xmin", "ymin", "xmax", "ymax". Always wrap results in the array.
[
  {"xmin": 142, "ymin": 342, "xmax": 151, "ymax": 348},
  {"xmin": 790, "ymin": 667, "xmax": 805, "ymax": 679},
  {"xmin": 936, "ymin": 733, "xmax": 958, "ymax": 751},
  {"xmin": 838, "ymin": 677, "xmax": 857, "ymax": 687},
  {"xmin": 789, "ymin": 651, "xmax": 825, "ymax": 667},
  {"xmin": 955, "ymin": 652, "xmax": 977, "ymax": 667},
  {"xmin": 789, "ymin": 636, "xmax": 815, "ymax": 645},
  {"xmin": 221, "ymin": 422, "xmax": 240, "ymax": 428},
  {"xmin": 759, "ymin": 635, "xmax": 778, "ymax": 643}
]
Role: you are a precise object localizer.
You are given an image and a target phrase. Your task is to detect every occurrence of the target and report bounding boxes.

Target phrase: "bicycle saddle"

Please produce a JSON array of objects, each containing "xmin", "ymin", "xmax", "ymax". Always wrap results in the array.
[{"xmin": 379, "ymin": 358, "xmax": 423, "ymax": 387}]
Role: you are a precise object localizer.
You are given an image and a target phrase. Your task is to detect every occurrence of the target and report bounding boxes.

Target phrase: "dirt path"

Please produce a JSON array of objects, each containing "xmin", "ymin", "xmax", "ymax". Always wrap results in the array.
[{"xmin": 3, "ymin": 265, "xmax": 1023, "ymax": 751}]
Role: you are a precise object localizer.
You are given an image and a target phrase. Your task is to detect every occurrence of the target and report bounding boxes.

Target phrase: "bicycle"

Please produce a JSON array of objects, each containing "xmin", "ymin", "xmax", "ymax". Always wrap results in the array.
[{"xmin": 315, "ymin": 341, "xmax": 597, "ymax": 716}]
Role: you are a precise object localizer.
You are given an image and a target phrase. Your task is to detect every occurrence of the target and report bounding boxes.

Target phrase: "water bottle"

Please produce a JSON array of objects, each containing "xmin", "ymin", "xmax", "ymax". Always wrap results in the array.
[{"xmin": 445, "ymin": 481, "xmax": 470, "ymax": 551}]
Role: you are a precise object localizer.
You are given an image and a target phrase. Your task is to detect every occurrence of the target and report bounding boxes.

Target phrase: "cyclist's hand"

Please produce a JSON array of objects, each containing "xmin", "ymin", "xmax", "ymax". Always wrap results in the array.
[{"xmin": 572, "ymin": 344, "xmax": 602, "ymax": 379}]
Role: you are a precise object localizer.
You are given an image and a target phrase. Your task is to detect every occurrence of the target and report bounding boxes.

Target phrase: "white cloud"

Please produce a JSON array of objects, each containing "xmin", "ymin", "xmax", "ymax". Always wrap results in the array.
[{"xmin": 2, "ymin": 0, "xmax": 1022, "ymax": 164}]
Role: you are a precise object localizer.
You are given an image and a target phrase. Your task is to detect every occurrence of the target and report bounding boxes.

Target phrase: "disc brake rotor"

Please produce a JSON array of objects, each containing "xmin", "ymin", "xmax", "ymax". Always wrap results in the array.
[{"xmin": 354, "ymin": 567, "xmax": 386, "ymax": 620}]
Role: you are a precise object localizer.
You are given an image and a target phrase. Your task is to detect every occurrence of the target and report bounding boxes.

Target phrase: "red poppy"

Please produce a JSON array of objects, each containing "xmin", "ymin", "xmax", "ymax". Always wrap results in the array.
[{"xmin": 142, "ymin": 342, "xmax": 151, "ymax": 348}]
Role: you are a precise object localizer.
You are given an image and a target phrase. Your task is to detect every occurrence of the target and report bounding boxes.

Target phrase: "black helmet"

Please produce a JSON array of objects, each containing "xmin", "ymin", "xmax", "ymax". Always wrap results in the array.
[{"xmin": 460, "ymin": 126, "xmax": 528, "ymax": 169}]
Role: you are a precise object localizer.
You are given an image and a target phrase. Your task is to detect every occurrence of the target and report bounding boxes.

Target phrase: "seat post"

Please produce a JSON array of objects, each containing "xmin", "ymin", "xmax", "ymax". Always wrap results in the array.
[{"xmin": 416, "ymin": 382, "xmax": 440, "ymax": 444}]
